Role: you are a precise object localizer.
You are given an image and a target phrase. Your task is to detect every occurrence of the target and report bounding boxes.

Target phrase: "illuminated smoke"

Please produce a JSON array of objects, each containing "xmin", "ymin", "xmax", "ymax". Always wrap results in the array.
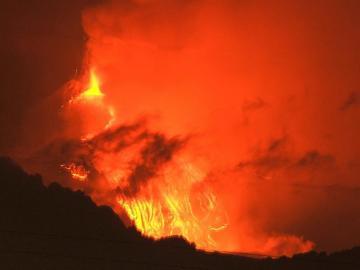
[{"xmin": 14, "ymin": 0, "xmax": 360, "ymax": 257}]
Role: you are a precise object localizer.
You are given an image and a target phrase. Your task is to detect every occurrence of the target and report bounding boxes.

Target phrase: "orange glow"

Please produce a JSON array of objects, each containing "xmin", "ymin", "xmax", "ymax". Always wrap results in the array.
[
  {"xmin": 59, "ymin": 50, "xmax": 315, "ymax": 257},
  {"xmin": 54, "ymin": 1, "xmax": 322, "ymax": 257},
  {"xmin": 18, "ymin": 0, "xmax": 360, "ymax": 258},
  {"xmin": 59, "ymin": 68, "xmax": 314, "ymax": 255},
  {"xmin": 65, "ymin": 69, "xmax": 117, "ymax": 140}
]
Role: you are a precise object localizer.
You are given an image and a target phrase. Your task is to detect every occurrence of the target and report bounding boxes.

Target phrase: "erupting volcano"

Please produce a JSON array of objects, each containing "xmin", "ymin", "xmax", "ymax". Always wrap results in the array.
[
  {"xmin": 50, "ymin": 63, "xmax": 314, "ymax": 256},
  {"xmin": 6, "ymin": 0, "xmax": 360, "ymax": 260},
  {"xmin": 60, "ymin": 69, "xmax": 229, "ymax": 250}
]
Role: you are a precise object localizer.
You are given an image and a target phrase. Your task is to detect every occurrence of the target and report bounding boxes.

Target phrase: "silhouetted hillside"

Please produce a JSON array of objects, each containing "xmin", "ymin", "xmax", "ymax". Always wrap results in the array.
[{"xmin": 0, "ymin": 156, "xmax": 359, "ymax": 269}]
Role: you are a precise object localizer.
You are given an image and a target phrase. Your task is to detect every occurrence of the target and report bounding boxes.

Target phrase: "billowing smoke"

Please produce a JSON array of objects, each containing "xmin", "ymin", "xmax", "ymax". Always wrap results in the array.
[
  {"xmin": 33, "ymin": 120, "xmax": 185, "ymax": 197},
  {"xmin": 5, "ymin": 0, "xmax": 360, "ymax": 256}
]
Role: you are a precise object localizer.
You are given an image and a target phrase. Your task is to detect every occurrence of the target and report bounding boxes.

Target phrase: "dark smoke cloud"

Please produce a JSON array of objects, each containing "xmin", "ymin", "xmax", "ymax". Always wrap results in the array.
[
  {"xmin": 26, "ymin": 120, "xmax": 185, "ymax": 197},
  {"xmin": 124, "ymin": 133, "xmax": 185, "ymax": 196},
  {"xmin": 295, "ymin": 151, "xmax": 334, "ymax": 169},
  {"xmin": 340, "ymin": 91, "xmax": 359, "ymax": 111},
  {"xmin": 237, "ymin": 136, "xmax": 335, "ymax": 177}
]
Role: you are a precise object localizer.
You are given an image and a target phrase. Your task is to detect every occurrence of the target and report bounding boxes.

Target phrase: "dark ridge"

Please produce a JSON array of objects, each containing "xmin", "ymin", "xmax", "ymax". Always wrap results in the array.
[{"xmin": 0, "ymin": 156, "xmax": 359, "ymax": 270}]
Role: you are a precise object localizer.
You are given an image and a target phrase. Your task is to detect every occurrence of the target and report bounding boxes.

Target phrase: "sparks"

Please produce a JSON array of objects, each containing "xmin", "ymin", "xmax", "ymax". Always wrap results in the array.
[{"xmin": 61, "ymin": 163, "xmax": 89, "ymax": 182}]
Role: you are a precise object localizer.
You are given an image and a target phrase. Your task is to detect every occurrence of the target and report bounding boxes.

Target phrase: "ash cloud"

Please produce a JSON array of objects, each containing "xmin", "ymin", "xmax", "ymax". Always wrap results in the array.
[
  {"xmin": 28, "ymin": 121, "xmax": 186, "ymax": 198},
  {"xmin": 295, "ymin": 151, "xmax": 334, "ymax": 169},
  {"xmin": 340, "ymin": 91, "xmax": 359, "ymax": 111},
  {"xmin": 237, "ymin": 137, "xmax": 335, "ymax": 175},
  {"xmin": 124, "ymin": 133, "xmax": 185, "ymax": 196}
]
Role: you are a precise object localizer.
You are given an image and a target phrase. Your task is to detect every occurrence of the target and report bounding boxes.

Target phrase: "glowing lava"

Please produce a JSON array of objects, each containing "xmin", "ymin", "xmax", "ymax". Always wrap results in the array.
[
  {"xmin": 116, "ymin": 161, "xmax": 228, "ymax": 249},
  {"xmin": 60, "ymin": 163, "xmax": 89, "ymax": 182},
  {"xmin": 60, "ymin": 69, "xmax": 228, "ymax": 250},
  {"xmin": 79, "ymin": 69, "xmax": 104, "ymax": 100}
]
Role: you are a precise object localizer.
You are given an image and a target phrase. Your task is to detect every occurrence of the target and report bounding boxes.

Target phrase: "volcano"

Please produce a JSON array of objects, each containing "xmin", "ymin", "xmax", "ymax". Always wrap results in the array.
[{"xmin": 1, "ymin": 0, "xmax": 360, "ymax": 267}]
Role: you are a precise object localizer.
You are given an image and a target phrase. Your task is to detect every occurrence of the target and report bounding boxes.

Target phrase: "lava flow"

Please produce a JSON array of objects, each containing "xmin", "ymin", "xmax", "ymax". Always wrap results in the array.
[{"xmin": 60, "ymin": 69, "xmax": 228, "ymax": 250}]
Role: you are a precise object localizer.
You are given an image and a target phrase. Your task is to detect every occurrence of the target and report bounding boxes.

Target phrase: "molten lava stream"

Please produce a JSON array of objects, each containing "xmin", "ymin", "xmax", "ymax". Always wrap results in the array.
[
  {"xmin": 61, "ymin": 69, "xmax": 228, "ymax": 251},
  {"xmin": 117, "ymin": 172, "xmax": 228, "ymax": 250}
]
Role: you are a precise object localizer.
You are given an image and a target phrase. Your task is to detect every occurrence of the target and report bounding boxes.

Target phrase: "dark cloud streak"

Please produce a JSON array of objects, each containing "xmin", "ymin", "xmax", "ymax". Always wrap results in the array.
[{"xmin": 340, "ymin": 91, "xmax": 359, "ymax": 111}]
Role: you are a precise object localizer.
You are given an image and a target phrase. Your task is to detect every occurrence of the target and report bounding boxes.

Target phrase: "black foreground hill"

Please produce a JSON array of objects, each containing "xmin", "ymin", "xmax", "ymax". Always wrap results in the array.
[{"xmin": 0, "ymin": 156, "xmax": 359, "ymax": 270}]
